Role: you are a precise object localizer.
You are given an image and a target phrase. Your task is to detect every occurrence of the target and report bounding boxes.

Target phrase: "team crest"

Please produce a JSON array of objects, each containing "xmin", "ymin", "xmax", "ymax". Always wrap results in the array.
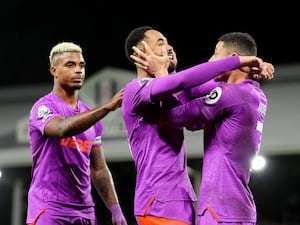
[{"xmin": 205, "ymin": 87, "xmax": 222, "ymax": 104}]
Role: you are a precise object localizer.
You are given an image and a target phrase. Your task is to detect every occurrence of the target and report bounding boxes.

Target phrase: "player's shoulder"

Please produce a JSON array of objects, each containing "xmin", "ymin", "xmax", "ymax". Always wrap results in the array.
[
  {"xmin": 203, "ymin": 83, "xmax": 239, "ymax": 105},
  {"xmin": 31, "ymin": 92, "xmax": 53, "ymax": 107},
  {"xmin": 128, "ymin": 78, "xmax": 153, "ymax": 87},
  {"xmin": 124, "ymin": 78, "xmax": 153, "ymax": 95}
]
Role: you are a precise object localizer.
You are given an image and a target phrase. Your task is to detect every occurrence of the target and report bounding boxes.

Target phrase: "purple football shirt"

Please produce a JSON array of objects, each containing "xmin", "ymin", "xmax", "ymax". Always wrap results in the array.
[
  {"xmin": 121, "ymin": 56, "xmax": 245, "ymax": 223},
  {"xmin": 122, "ymin": 78, "xmax": 197, "ymax": 223},
  {"xmin": 165, "ymin": 80, "xmax": 268, "ymax": 223},
  {"xmin": 26, "ymin": 92, "xmax": 103, "ymax": 223}
]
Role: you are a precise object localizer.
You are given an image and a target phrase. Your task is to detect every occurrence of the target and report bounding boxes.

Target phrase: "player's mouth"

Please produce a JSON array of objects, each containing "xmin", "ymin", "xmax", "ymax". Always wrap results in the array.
[
  {"xmin": 167, "ymin": 50, "xmax": 173, "ymax": 60},
  {"xmin": 72, "ymin": 76, "xmax": 83, "ymax": 82}
]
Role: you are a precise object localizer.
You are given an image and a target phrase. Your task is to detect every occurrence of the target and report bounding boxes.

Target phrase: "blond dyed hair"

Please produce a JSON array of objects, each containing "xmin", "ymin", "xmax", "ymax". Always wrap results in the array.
[{"xmin": 49, "ymin": 42, "xmax": 82, "ymax": 66}]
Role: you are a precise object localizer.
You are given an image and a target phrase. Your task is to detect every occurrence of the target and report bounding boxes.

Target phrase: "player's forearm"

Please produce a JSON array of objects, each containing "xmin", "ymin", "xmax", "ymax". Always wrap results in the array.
[
  {"xmin": 47, "ymin": 104, "xmax": 113, "ymax": 138},
  {"xmin": 92, "ymin": 168, "xmax": 119, "ymax": 207}
]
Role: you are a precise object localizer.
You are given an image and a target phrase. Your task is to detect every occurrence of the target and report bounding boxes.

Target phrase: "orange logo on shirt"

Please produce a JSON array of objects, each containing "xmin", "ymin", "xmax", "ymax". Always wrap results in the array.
[{"xmin": 60, "ymin": 137, "xmax": 93, "ymax": 153}]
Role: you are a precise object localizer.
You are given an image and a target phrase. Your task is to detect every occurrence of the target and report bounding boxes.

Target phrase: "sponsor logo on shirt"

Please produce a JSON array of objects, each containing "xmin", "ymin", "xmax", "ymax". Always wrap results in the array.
[
  {"xmin": 205, "ymin": 87, "xmax": 222, "ymax": 104},
  {"xmin": 60, "ymin": 137, "xmax": 93, "ymax": 153},
  {"xmin": 38, "ymin": 105, "xmax": 52, "ymax": 122}
]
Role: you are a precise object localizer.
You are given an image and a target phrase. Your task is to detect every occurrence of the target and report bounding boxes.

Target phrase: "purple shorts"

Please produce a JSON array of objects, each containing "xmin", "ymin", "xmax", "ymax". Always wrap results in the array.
[
  {"xmin": 196, "ymin": 209, "xmax": 255, "ymax": 225},
  {"xmin": 28, "ymin": 210, "xmax": 97, "ymax": 225}
]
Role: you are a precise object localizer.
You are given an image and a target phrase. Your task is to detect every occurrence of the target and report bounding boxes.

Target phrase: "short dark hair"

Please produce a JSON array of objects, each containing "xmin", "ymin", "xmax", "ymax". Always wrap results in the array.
[
  {"xmin": 124, "ymin": 26, "xmax": 153, "ymax": 64},
  {"xmin": 218, "ymin": 32, "xmax": 257, "ymax": 56}
]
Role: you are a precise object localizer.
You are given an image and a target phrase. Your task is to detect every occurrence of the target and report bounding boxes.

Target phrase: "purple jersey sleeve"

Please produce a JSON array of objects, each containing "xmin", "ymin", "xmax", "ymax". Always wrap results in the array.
[
  {"xmin": 150, "ymin": 56, "xmax": 240, "ymax": 101},
  {"xmin": 30, "ymin": 100, "xmax": 62, "ymax": 135},
  {"xmin": 178, "ymin": 79, "xmax": 219, "ymax": 104}
]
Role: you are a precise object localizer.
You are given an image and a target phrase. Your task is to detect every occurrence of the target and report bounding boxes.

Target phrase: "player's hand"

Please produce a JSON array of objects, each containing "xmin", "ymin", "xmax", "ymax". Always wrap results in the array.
[
  {"xmin": 105, "ymin": 88, "xmax": 124, "ymax": 111},
  {"xmin": 239, "ymin": 56, "xmax": 275, "ymax": 80},
  {"xmin": 251, "ymin": 62, "xmax": 275, "ymax": 80},
  {"xmin": 109, "ymin": 204, "xmax": 128, "ymax": 225},
  {"xmin": 130, "ymin": 41, "xmax": 169, "ymax": 77}
]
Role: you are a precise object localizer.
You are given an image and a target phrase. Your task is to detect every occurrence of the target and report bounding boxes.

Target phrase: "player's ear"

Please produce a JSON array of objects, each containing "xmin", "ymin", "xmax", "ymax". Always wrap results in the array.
[
  {"xmin": 231, "ymin": 51, "xmax": 239, "ymax": 56},
  {"xmin": 50, "ymin": 66, "xmax": 57, "ymax": 77},
  {"xmin": 133, "ymin": 42, "xmax": 145, "ymax": 57}
]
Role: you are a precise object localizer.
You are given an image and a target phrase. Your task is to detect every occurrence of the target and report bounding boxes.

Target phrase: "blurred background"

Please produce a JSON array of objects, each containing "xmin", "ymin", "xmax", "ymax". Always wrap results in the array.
[{"xmin": 0, "ymin": 1, "xmax": 299, "ymax": 224}]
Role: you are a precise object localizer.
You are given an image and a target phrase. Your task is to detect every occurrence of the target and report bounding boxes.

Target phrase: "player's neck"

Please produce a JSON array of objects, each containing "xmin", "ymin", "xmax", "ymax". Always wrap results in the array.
[
  {"xmin": 52, "ymin": 87, "xmax": 79, "ymax": 108},
  {"xmin": 137, "ymin": 67, "xmax": 155, "ymax": 79},
  {"xmin": 227, "ymin": 72, "xmax": 248, "ymax": 84}
]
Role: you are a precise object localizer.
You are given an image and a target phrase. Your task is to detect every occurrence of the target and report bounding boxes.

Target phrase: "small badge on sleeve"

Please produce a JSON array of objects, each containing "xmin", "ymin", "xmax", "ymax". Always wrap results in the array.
[
  {"xmin": 38, "ymin": 105, "xmax": 52, "ymax": 122},
  {"xmin": 205, "ymin": 87, "xmax": 222, "ymax": 104}
]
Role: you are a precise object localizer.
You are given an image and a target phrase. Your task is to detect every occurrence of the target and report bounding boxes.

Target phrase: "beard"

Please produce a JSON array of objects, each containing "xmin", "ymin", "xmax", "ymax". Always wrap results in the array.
[
  {"xmin": 168, "ymin": 61, "xmax": 177, "ymax": 74},
  {"xmin": 74, "ymin": 85, "xmax": 82, "ymax": 90},
  {"xmin": 70, "ymin": 83, "xmax": 82, "ymax": 90}
]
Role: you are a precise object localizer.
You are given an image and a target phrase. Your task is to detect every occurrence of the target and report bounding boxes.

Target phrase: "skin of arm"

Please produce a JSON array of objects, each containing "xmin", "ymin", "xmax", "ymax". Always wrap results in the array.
[
  {"xmin": 44, "ymin": 88, "xmax": 124, "ymax": 137},
  {"xmin": 90, "ymin": 146, "xmax": 120, "ymax": 207},
  {"xmin": 90, "ymin": 147, "xmax": 127, "ymax": 225}
]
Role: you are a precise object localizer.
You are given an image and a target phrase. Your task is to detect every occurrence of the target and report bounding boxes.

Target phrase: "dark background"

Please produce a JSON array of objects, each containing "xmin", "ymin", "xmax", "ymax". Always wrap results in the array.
[{"xmin": 1, "ymin": 1, "xmax": 299, "ymax": 87}]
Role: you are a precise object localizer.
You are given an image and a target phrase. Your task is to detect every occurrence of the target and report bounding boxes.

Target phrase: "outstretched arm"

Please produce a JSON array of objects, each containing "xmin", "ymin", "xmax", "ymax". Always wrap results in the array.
[
  {"xmin": 44, "ymin": 88, "xmax": 124, "ymax": 137},
  {"xmin": 131, "ymin": 42, "xmax": 274, "ymax": 102},
  {"xmin": 132, "ymin": 41, "xmax": 275, "ymax": 81}
]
